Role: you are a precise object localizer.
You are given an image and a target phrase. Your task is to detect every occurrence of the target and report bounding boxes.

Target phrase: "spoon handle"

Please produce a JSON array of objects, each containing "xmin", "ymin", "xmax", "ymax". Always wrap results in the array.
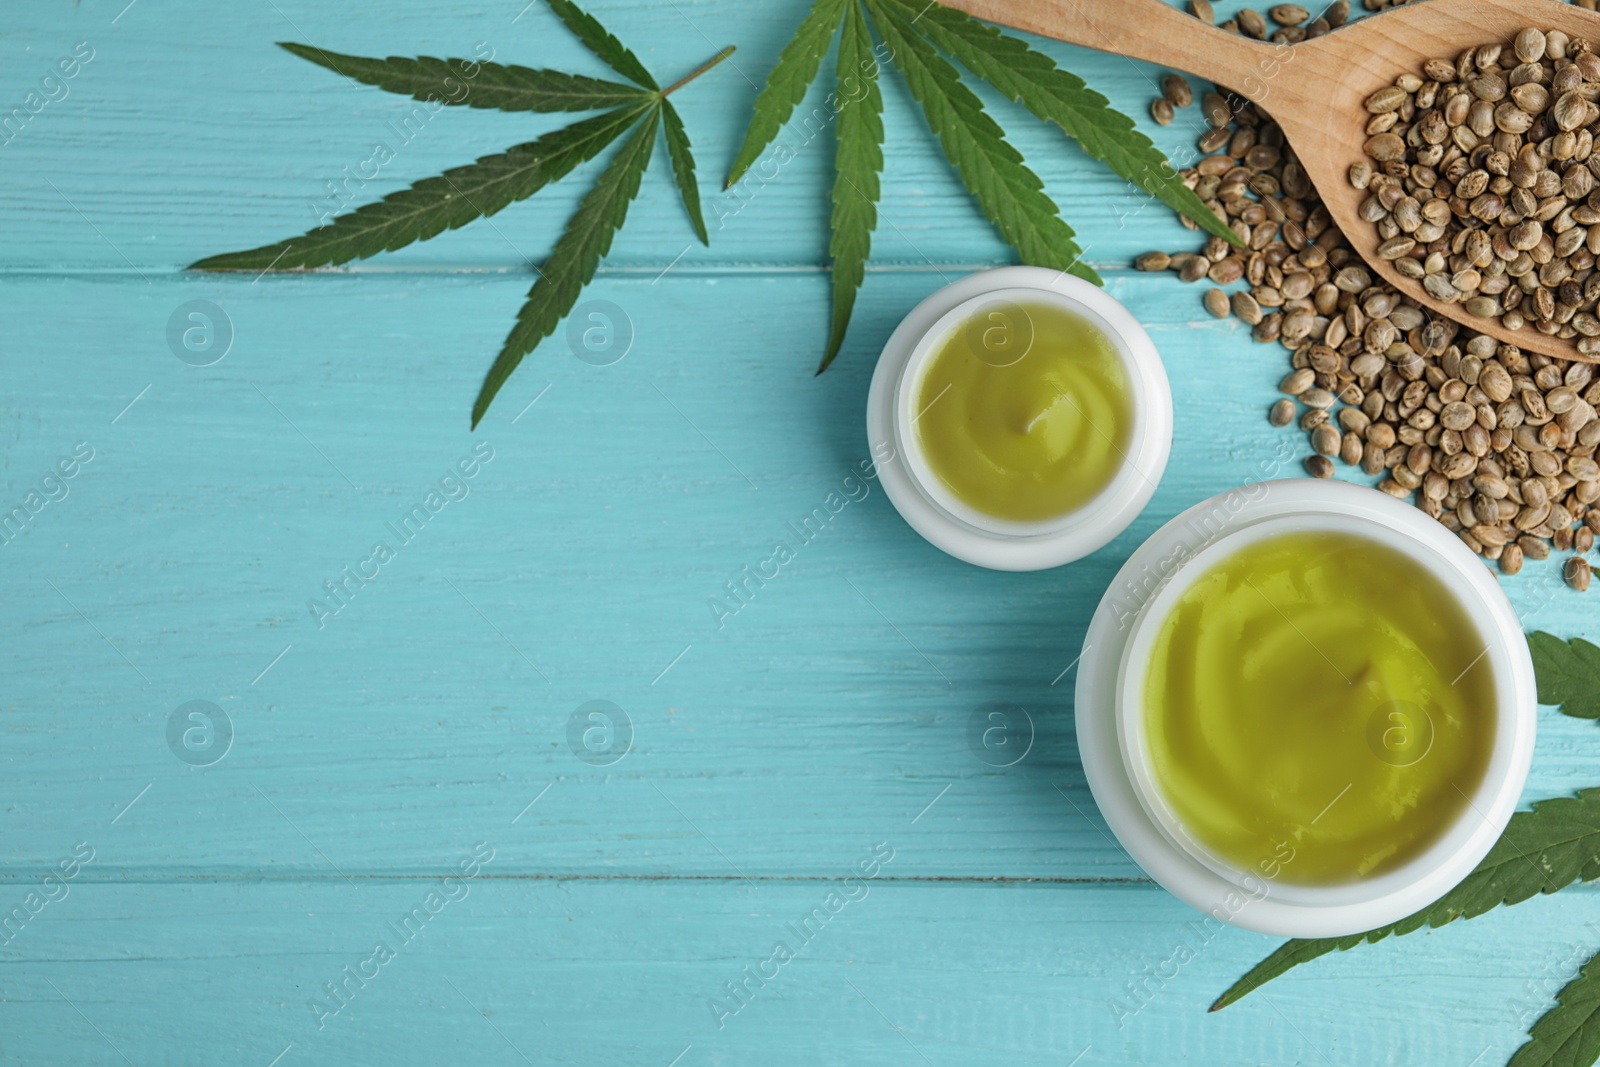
[{"xmin": 933, "ymin": 0, "xmax": 1278, "ymax": 100}]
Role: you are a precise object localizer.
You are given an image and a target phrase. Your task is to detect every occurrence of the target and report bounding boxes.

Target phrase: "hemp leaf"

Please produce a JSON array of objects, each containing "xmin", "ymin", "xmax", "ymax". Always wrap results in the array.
[
  {"xmin": 865, "ymin": 0, "xmax": 1098, "ymax": 282},
  {"xmin": 545, "ymin": 0, "xmax": 658, "ymax": 91},
  {"xmin": 1210, "ymin": 788, "xmax": 1600, "ymax": 1014},
  {"xmin": 825, "ymin": 0, "xmax": 884, "ymax": 372},
  {"xmin": 190, "ymin": 104, "xmax": 651, "ymax": 273},
  {"xmin": 727, "ymin": 0, "xmax": 847, "ymax": 190},
  {"xmin": 896, "ymin": 0, "xmax": 1227, "ymax": 241},
  {"xmin": 191, "ymin": 1, "xmax": 732, "ymax": 429},
  {"xmin": 663, "ymin": 101, "xmax": 710, "ymax": 246},
  {"xmin": 727, "ymin": 0, "xmax": 1235, "ymax": 373},
  {"xmin": 1509, "ymin": 949, "xmax": 1600, "ymax": 1067},
  {"xmin": 475, "ymin": 104, "xmax": 661, "ymax": 427},
  {"xmin": 275, "ymin": 43, "xmax": 650, "ymax": 112},
  {"xmin": 1530, "ymin": 631, "xmax": 1600, "ymax": 720}
]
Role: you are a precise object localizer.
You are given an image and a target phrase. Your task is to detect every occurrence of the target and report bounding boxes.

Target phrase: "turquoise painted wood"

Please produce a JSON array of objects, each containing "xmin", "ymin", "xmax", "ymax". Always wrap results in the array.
[{"xmin": 2, "ymin": 1, "xmax": 1596, "ymax": 1064}]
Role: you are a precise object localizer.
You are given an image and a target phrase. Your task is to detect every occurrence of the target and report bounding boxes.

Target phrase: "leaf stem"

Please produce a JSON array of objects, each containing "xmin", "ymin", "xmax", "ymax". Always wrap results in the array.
[{"xmin": 661, "ymin": 45, "xmax": 736, "ymax": 97}]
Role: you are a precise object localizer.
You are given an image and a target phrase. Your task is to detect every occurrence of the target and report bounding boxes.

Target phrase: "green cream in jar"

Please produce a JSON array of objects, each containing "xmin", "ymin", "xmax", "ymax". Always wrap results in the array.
[
  {"xmin": 913, "ymin": 300, "xmax": 1134, "ymax": 523},
  {"xmin": 1140, "ymin": 529, "xmax": 1496, "ymax": 885}
]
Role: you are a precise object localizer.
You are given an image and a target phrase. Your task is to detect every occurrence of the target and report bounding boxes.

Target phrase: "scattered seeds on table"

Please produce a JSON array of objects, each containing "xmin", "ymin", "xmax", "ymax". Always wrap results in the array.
[
  {"xmin": 1138, "ymin": 7, "xmax": 1600, "ymax": 587},
  {"xmin": 1161, "ymin": 73, "xmax": 1194, "ymax": 110},
  {"xmin": 1232, "ymin": 290, "xmax": 1265, "ymax": 325},
  {"xmin": 1280, "ymin": 368, "xmax": 1315, "ymax": 396},
  {"xmin": 1311, "ymin": 424, "xmax": 1342, "ymax": 456}
]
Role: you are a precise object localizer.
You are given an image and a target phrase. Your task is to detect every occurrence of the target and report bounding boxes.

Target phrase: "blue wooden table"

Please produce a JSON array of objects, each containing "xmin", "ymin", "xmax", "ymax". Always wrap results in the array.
[{"xmin": 5, "ymin": 1, "xmax": 1597, "ymax": 1063}]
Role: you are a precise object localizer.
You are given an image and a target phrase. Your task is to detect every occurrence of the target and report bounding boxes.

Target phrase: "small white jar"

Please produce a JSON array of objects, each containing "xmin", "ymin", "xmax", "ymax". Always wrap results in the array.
[
  {"xmin": 1076, "ymin": 479, "xmax": 1537, "ymax": 938},
  {"xmin": 866, "ymin": 267, "xmax": 1173, "ymax": 571}
]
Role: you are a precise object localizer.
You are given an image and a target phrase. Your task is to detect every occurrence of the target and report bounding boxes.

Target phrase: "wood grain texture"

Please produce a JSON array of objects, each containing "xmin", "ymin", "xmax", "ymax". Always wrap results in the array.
[
  {"xmin": 0, "ymin": 0, "xmax": 1213, "ymax": 272},
  {"xmin": 6, "ymin": 879, "xmax": 1600, "ymax": 1066},
  {"xmin": 3, "ymin": 1, "xmax": 1599, "ymax": 1064}
]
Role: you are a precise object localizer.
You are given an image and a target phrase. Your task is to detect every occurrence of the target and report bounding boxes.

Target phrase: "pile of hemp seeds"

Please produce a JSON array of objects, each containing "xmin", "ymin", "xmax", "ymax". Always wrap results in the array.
[{"xmin": 1140, "ymin": 0, "xmax": 1600, "ymax": 590}]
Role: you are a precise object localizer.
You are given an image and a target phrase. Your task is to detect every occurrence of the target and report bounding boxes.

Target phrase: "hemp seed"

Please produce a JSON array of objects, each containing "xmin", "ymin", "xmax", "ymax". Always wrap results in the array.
[{"xmin": 1143, "ymin": 12, "xmax": 1600, "ymax": 588}]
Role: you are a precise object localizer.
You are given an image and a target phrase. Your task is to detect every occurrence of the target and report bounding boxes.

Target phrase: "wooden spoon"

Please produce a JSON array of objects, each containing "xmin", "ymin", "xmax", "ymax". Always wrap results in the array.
[{"xmin": 935, "ymin": 0, "xmax": 1600, "ymax": 364}]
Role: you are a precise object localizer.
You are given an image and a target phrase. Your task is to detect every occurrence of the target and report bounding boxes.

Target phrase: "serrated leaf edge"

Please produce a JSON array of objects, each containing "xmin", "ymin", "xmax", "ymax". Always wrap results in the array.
[{"xmin": 471, "ymin": 103, "xmax": 662, "ymax": 427}]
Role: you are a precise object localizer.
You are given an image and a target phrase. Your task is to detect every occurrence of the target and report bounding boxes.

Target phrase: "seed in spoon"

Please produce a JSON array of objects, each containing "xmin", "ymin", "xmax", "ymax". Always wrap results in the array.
[{"xmin": 1351, "ymin": 24, "xmax": 1600, "ymax": 345}]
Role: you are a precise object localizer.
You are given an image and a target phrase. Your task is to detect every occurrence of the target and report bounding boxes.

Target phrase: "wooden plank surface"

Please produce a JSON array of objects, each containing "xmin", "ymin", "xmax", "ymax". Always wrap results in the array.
[
  {"xmin": 0, "ymin": 0, "xmax": 1201, "ymax": 271},
  {"xmin": 3, "ymin": 0, "xmax": 1598, "ymax": 1064}
]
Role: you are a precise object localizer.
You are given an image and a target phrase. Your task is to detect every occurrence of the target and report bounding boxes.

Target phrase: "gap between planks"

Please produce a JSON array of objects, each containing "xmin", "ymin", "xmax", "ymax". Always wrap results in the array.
[
  {"xmin": 0, "ymin": 262, "xmax": 1149, "ymax": 280},
  {"xmin": 0, "ymin": 871, "xmax": 1158, "ymax": 886}
]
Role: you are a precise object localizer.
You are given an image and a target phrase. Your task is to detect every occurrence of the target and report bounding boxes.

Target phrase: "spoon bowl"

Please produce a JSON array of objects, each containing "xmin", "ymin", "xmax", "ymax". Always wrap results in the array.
[{"xmin": 935, "ymin": 0, "xmax": 1600, "ymax": 364}]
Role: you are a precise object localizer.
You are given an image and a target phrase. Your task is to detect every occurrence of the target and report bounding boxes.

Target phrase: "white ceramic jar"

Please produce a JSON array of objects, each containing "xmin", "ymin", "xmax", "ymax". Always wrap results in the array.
[
  {"xmin": 1076, "ymin": 478, "xmax": 1536, "ymax": 938},
  {"xmin": 866, "ymin": 267, "xmax": 1173, "ymax": 571}
]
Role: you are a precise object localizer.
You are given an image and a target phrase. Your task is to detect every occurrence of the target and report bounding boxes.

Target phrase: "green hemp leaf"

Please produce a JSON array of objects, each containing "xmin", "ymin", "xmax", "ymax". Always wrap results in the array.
[
  {"xmin": 1509, "ymin": 948, "xmax": 1600, "ymax": 1067},
  {"xmin": 1211, "ymin": 789, "xmax": 1600, "ymax": 1014},
  {"xmin": 1530, "ymin": 631, "xmax": 1600, "ymax": 721},
  {"xmin": 192, "ymin": 1, "xmax": 732, "ymax": 428},
  {"xmin": 823, "ymin": 0, "xmax": 883, "ymax": 373},
  {"xmin": 726, "ymin": 0, "xmax": 1236, "ymax": 372}
]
